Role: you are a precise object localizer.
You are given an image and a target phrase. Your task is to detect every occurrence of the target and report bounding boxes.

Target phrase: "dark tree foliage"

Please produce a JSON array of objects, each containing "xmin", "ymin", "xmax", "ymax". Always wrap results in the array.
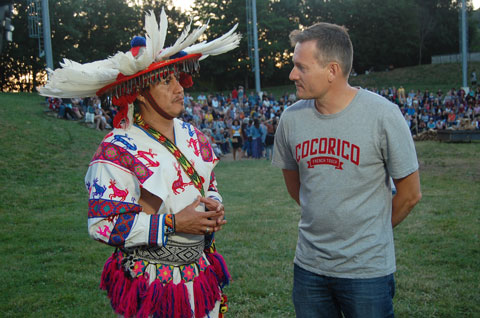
[
  {"xmin": 299, "ymin": 0, "xmax": 460, "ymax": 73},
  {"xmin": 189, "ymin": 0, "xmax": 302, "ymax": 90},
  {"xmin": 0, "ymin": 0, "xmax": 477, "ymax": 92},
  {"xmin": 0, "ymin": 0, "xmax": 184, "ymax": 92},
  {"xmin": 0, "ymin": 0, "xmax": 44, "ymax": 92}
]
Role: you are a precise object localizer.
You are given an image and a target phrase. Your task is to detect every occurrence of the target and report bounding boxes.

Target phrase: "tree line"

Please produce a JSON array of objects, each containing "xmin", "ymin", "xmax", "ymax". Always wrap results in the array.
[{"xmin": 0, "ymin": 0, "xmax": 477, "ymax": 93}]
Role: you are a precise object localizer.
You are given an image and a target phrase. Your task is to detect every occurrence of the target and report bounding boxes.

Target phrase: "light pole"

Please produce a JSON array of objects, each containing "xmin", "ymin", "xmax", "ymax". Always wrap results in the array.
[
  {"xmin": 246, "ymin": 0, "xmax": 261, "ymax": 94},
  {"xmin": 461, "ymin": 0, "xmax": 468, "ymax": 90}
]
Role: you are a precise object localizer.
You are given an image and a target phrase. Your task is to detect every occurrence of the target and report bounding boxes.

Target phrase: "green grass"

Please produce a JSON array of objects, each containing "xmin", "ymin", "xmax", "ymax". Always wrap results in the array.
[
  {"xmin": 348, "ymin": 62, "xmax": 480, "ymax": 93},
  {"xmin": 1, "ymin": 93, "xmax": 479, "ymax": 317}
]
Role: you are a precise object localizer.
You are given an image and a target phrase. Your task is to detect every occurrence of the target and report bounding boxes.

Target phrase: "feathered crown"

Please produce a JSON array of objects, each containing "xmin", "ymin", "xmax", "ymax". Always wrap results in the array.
[{"xmin": 38, "ymin": 8, "xmax": 241, "ymax": 128}]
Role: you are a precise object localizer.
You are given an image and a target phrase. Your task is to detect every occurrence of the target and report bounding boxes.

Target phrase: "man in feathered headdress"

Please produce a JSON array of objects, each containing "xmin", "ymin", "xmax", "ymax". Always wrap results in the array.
[{"xmin": 39, "ymin": 8, "xmax": 240, "ymax": 318}]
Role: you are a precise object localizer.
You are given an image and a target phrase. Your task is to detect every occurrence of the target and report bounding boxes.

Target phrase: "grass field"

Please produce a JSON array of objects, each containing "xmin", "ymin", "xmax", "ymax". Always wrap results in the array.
[{"xmin": 0, "ymin": 93, "xmax": 479, "ymax": 317}]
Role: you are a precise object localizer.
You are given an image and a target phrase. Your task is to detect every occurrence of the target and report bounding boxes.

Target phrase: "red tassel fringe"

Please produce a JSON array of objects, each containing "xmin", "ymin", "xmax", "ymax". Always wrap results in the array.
[
  {"xmin": 205, "ymin": 252, "xmax": 231, "ymax": 288},
  {"xmin": 99, "ymin": 252, "xmax": 229, "ymax": 318}
]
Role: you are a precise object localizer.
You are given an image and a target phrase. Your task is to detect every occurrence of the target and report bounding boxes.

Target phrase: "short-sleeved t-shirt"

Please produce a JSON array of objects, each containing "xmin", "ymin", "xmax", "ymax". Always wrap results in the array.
[{"xmin": 272, "ymin": 88, "xmax": 418, "ymax": 279}]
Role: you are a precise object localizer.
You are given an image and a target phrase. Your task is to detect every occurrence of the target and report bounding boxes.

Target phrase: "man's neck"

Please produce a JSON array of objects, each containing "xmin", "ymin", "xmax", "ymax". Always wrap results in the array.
[
  {"xmin": 140, "ymin": 110, "xmax": 175, "ymax": 141},
  {"xmin": 315, "ymin": 84, "xmax": 358, "ymax": 115}
]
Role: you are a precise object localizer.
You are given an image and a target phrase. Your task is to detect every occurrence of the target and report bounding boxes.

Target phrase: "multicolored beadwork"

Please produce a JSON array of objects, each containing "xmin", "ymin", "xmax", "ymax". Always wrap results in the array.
[{"xmin": 134, "ymin": 114, "xmax": 205, "ymax": 196}]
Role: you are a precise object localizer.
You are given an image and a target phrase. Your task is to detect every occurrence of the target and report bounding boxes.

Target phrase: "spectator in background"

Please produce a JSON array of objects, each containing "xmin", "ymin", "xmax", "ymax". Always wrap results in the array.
[
  {"xmin": 93, "ymin": 104, "xmax": 110, "ymax": 130},
  {"xmin": 230, "ymin": 119, "xmax": 243, "ymax": 160},
  {"xmin": 222, "ymin": 128, "xmax": 231, "ymax": 154},
  {"xmin": 248, "ymin": 91, "xmax": 258, "ymax": 107},
  {"xmin": 250, "ymin": 119, "xmax": 263, "ymax": 159},
  {"xmin": 211, "ymin": 96, "xmax": 220, "ymax": 109},
  {"xmin": 58, "ymin": 98, "xmax": 80, "ymax": 120},
  {"xmin": 264, "ymin": 117, "xmax": 277, "ymax": 161},
  {"xmin": 474, "ymin": 103, "xmax": 480, "ymax": 117},
  {"xmin": 197, "ymin": 92, "xmax": 207, "ymax": 104},
  {"xmin": 242, "ymin": 120, "xmax": 252, "ymax": 158},
  {"xmin": 47, "ymin": 97, "xmax": 61, "ymax": 111},
  {"xmin": 204, "ymin": 128, "xmax": 223, "ymax": 158},
  {"xmin": 447, "ymin": 111, "xmax": 457, "ymax": 127},
  {"xmin": 238, "ymin": 85, "xmax": 244, "ymax": 104},
  {"xmin": 231, "ymin": 86, "xmax": 238, "ymax": 103},
  {"xmin": 204, "ymin": 109, "xmax": 214, "ymax": 125},
  {"xmin": 193, "ymin": 102, "xmax": 203, "ymax": 124},
  {"xmin": 184, "ymin": 92, "xmax": 193, "ymax": 107},
  {"xmin": 212, "ymin": 128, "xmax": 228, "ymax": 155},
  {"xmin": 288, "ymin": 91, "xmax": 296, "ymax": 103},
  {"xmin": 71, "ymin": 98, "xmax": 84, "ymax": 119},
  {"xmin": 436, "ymin": 119, "xmax": 446, "ymax": 130}
]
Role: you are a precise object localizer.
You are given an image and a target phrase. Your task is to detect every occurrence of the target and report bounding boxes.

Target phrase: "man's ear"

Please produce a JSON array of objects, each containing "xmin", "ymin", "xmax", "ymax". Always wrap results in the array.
[
  {"xmin": 327, "ymin": 62, "xmax": 342, "ymax": 82},
  {"xmin": 136, "ymin": 93, "xmax": 146, "ymax": 105}
]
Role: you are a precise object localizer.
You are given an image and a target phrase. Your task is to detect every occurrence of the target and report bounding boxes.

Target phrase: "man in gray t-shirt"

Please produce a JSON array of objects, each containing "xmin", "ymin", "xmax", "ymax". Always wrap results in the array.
[{"xmin": 272, "ymin": 23, "xmax": 421, "ymax": 318}]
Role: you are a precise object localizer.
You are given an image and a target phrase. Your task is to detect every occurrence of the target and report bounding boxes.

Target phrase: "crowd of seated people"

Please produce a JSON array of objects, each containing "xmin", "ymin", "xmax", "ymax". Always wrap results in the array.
[
  {"xmin": 180, "ymin": 86, "xmax": 288, "ymax": 160},
  {"xmin": 46, "ymin": 96, "xmax": 117, "ymax": 131},
  {"xmin": 45, "ymin": 84, "xmax": 479, "ymax": 157},
  {"xmin": 371, "ymin": 86, "xmax": 480, "ymax": 133}
]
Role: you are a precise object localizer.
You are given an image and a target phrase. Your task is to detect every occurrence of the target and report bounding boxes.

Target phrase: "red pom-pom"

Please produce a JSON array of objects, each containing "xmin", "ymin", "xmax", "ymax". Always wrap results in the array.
[{"xmin": 179, "ymin": 72, "xmax": 193, "ymax": 88}]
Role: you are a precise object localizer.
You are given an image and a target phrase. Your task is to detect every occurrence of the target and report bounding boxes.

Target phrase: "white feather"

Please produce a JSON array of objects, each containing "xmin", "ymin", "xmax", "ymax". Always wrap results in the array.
[
  {"xmin": 184, "ymin": 24, "xmax": 240, "ymax": 56},
  {"xmin": 158, "ymin": 8, "xmax": 168, "ymax": 51},
  {"xmin": 158, "ymin": 18, "xmax": 193, "ymax": 60},
  {"xmin": 144, "ymin": 10, "xmax": 159, "ymax": 63},
  {"xmin": 159, "ymin": 23, "xmax": 209, "ymax": 60}
]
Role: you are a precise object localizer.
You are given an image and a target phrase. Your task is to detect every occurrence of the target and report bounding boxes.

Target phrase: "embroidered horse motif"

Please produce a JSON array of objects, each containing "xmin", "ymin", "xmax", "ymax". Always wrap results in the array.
[
  {"xmin": 111, "ymin": 133, "xmax": 137, "ymax": 151},
  {"xmin": 135, "ymin": 148, "xmax": 160, "ymax": 167},
  {"xmin": 92, "ymin": 178, "xmax": 106, "ymax": 198},
  {"xmin": 182, "ymin": 122, "xmax": 195, "ymax": 137},
  {"xmin": 108, "ymin": 179, "xmax": 129, "ymax": 201},
  {"xmin": 96, "ymin": 225, "xmax": 111, "ymax": 238},
  {"xmin": 187, "ymin": 138, "xmax": 200, "ymax": 157},
  {"xmin": 172, "ymin": 163, "xmax": 193, "ymax": 195}
]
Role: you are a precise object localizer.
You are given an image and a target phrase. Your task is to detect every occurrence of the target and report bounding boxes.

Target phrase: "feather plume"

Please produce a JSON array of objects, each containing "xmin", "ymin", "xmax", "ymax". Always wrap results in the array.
[
  {"xmin": 38, "ymin": 8, "xmax": 241, "ymax": 99},
  {"xmin": 158, "ymin": 18, "xmax": 193, "ymax": 60},
  {"xmin": 143, "ymin": 10, "xmax": 159, "ymax": 65},
  {"xmin": 159, "ymin": 22, "xmax": 208, "ymax": 60},
  {"xmin": 157, "ymin": 8, "xmax": 168, "ymax": 53},
  {"xmin": 184, "ymin": 23, "xmax": 240, "ymax": 56}
]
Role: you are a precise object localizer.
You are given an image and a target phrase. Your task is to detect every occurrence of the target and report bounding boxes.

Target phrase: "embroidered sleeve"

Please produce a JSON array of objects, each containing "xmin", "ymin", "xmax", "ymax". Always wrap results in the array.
[
  {"xmin": 85, "ymin": 141, "xmax": 172, "ymax": 248},
  {"xmin": 206, "ymin": 171, "xmax": 222, "ymax": 203}
]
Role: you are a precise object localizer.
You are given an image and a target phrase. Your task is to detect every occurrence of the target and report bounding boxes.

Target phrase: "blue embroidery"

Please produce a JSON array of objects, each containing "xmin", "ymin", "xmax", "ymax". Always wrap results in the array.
[
  {"xmin": 111, "ymin": 133, "xmax": 137, "ymax": 151},
  {"xmin": 182, "ymin": 122, "xmax": 195, "ymax": 137},
  {"xmin": 92, "ymin": 178, "xmax": 107, "ymax": 198}
]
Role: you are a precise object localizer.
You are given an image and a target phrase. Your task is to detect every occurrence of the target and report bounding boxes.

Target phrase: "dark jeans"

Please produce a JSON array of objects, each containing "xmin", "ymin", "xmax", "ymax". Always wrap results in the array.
[{"xmin": 293, "ymin": 264, "xmax": 395, "ymax": 318}]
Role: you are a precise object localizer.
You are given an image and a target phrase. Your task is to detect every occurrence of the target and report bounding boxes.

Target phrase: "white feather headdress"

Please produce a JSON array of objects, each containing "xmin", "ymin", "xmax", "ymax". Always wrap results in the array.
[{"xmin": 38, "ymin": 8, "xmax": 241, "ymax": 99}]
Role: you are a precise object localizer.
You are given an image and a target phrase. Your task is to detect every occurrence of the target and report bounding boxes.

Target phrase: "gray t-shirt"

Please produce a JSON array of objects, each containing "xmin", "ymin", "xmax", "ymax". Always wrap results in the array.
[{"xmin": 272, "ymin": 88, "xmax": 418, "ymax": 279}]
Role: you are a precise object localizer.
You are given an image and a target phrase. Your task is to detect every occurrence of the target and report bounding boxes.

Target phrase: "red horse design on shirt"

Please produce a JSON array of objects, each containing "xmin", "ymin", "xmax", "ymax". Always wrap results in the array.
[
  {"xmin": 135, "ymin": 148, "xmax": 160, "ymax": 167},
  {"xmin": 108, "ymin": 179, "xmax": 129, "ymax": 201},
  {"xmin": 172, "ymin": 163, "xmax": 193, "ymax": 195},
  {"xmin": 187, "ymin": 138, "xmax": 200, "ymax": 157},
  {"xmin": 96, "ymin": 225, "xmax": 111, "ymax": 238}
]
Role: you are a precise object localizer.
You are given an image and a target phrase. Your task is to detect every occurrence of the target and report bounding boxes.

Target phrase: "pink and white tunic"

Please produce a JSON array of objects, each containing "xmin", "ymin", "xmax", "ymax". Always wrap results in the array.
[{"xmin": 85, "ymin": 119, "xmax": 229, "ymax": 318}]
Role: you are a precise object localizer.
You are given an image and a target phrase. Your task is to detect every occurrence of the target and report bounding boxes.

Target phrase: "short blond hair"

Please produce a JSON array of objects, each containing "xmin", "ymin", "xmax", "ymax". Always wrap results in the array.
[{"xmin": 290, "ymin": 23, "xmax": 353, "ymax": 77}]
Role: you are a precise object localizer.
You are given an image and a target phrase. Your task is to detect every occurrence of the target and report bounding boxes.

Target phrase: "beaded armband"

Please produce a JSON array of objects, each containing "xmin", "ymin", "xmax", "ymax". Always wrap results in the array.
[{"xmin": 164, "ymin": 214, "xmax": 175, "ymax": 235}]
